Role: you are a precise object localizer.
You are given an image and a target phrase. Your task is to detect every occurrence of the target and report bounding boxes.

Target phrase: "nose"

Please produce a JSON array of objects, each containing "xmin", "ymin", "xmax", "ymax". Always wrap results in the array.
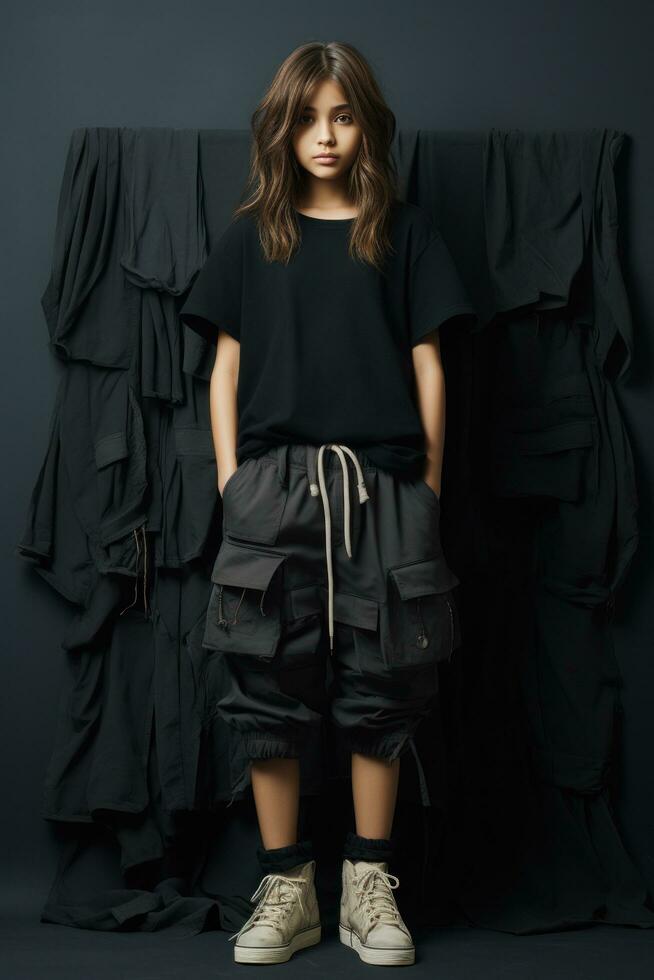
[{"xmin": 317, "ymin": 123, "xmax": 335, "ymax": 145}]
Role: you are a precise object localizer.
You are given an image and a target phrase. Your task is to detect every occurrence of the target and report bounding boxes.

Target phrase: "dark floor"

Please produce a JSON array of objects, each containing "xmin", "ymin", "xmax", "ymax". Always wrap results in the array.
[{"xmin": 2, "ymin": 904, "xmax": 654, "ymax": 979}]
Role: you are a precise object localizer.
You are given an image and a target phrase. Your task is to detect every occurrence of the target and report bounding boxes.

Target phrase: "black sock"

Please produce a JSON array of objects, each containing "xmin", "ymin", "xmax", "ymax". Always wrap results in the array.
[
  {"xmin": 343, "ymin": 830, "xmax": 395, "ymax": 864},
  {"xmin": 257, "ymin": 838, "xmax": 315, "ymax": 874}
]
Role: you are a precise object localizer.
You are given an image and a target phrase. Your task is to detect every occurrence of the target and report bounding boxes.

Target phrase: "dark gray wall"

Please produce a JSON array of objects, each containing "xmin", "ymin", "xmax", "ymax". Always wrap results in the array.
[{"xmin": 3, "ymin": 0, "xmax": 653, "ymax": 901}]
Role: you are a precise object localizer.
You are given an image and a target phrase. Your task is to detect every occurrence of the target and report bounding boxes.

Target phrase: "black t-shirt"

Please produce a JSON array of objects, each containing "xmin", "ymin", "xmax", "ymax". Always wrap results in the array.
[{"xmin": 179, "ymin": 200, "xmax": 476, "ymax": 478}]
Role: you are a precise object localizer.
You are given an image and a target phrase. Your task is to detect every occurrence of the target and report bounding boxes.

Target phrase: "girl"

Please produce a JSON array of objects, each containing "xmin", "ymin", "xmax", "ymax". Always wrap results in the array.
[{"xmin": 180, "ymin": 40, "xmax": 475, "ymax": 967}]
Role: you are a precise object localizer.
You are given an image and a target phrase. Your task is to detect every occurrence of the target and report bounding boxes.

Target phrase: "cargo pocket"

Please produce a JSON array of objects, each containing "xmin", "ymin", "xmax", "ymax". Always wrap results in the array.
[
  {"xmin": 277, "ymin": 584, "xmax": 326, "ymax": 669},
  {"xmin": 93, "ymin": 384, "xmax": 148, "ymax": 547},
  {"xmin": 332, "ymin": 591, "xmax": 383, "ymax": 677},
  {"xmin": 171, "ymin": 424, "xmax": 219, "ymax": 563},
  {"xmin": 221, "ymin": 458, "xmax": 289, "ymax": 546},
  {"xmin": 490, "ymin": 371, "xmax": 598, "ymax": 502},
  {"xmin": 202, "ymin": 540, "xmax": 287, "ymax": 660},
  {"xmin": 383, "ymin": 554, "xmax": 462, "ymax": 669},
  {"xmin": 491, "ymin": 420, "xmax": 596, "ymax": 502}
]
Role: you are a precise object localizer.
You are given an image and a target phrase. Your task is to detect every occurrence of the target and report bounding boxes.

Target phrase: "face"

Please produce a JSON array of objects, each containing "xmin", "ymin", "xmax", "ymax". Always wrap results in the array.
[{"xmin": 291, "ymin": 78, "xmax": 363, "ymax": 183}]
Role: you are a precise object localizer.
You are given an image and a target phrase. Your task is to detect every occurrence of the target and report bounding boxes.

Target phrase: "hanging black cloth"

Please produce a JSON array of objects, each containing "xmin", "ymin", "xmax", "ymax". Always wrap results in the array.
[{"xmin": 404, "ymin": 127, "xmax": 651, "ymax": 932}]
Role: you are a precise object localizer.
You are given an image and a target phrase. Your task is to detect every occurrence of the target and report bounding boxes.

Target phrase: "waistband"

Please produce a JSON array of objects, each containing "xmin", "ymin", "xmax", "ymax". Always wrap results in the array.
[{"xmin": 258, "ymin": 442, "xmax": 379, "ymax": 474}]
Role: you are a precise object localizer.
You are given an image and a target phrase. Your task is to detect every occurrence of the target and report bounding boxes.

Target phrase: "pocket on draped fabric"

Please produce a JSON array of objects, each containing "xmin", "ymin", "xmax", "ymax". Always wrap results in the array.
[{"xmin": 490, "ymin": 370, "xmax": 598, "ymax": 502}]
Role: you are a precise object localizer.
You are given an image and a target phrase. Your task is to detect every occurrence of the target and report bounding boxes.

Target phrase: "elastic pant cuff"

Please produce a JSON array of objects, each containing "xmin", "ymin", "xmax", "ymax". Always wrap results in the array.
[
  {"xmin": 244, "ymin": 736, "xmax": 300, "ymax": 760},
  {"xmin": 346, "ymin": 730, "xmax": 412, "ymax": 763},
  {"xmin": 343, "ymin": 830, "xmax": 395, "ymax": 864},
  {"xmin": 257, "ymin": 838, "xmax": 315, "ymax": 874}
]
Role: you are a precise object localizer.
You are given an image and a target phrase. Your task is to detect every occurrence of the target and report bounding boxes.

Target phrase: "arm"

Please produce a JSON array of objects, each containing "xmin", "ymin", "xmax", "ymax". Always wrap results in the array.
[
  {"xmin": 210, "ymin": 329, "xmax": 240, "ymax": 496},
  {"xmin": 411, "ymin": 329, "xmax": 445, "ymax": 497}
]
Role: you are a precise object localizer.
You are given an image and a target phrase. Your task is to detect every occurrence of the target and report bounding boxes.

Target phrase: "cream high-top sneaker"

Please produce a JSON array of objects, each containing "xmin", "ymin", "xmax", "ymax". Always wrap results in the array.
[
  {"xmin": 228, "ymin": 859, "xmax": 321, "ymax": 964},
  {"xmin": 339, "ymin": 858, "xmax": 416, "ymax": 966}
]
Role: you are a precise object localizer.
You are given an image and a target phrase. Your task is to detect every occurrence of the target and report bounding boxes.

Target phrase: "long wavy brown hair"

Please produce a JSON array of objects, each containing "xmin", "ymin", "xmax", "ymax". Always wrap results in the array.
[{"xmin": 232, "ymin": 41, "xmax": 401, "ymax": 270}]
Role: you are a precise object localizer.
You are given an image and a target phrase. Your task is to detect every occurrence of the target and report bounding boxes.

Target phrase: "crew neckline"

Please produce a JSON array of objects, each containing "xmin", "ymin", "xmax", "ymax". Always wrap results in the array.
[{"xmin": 294, "ymin": 208, "xmax": 356, "ymax": 224}]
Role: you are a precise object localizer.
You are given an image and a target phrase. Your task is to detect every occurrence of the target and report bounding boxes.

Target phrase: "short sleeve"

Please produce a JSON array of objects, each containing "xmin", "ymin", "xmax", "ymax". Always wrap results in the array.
[
  {"xmin": 179, "ymin": 220, "xmax": 243, "ymax": 345},
  {"xmin": 408, "ymin": 231, "xmax": 477, "ymax": 346}
]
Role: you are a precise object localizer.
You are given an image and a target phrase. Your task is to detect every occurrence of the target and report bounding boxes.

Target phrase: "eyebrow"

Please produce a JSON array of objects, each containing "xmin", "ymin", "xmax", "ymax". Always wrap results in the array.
[{"xmin": 302, "ymin": 103, "xmax": 352, "ymax": 112}]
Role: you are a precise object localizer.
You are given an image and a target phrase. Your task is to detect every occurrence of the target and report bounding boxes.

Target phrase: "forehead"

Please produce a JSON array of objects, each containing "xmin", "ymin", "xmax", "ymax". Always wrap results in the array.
[{"xmin": 302, "ymin": 77, "xmax": 349, "ymax": 109}]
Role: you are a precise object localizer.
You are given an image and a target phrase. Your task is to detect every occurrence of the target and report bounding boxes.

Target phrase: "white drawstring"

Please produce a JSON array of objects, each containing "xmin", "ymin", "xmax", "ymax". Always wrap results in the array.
[{"xmin": 308, "ymin": 444, "xmax": 369, "ymax": 653}]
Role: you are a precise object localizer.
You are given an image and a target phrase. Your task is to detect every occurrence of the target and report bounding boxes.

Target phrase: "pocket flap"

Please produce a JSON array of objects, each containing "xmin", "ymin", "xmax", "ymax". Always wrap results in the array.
[
  {"xmin": 331, "ymin": 591, "xmax": 379, "ymax": 631},
  {"xmin": 95, "ymin": 431, "xmax": 129, "ymax": 469},
  {"xmin": 210, "ymin": 540, "xmax": 286, "ymax": 591},
  {"xmin": 509, "ymin": 420, "xmax": 595, "ymax": 455},
  {"xmin": 284, "ymin": 584, "xmax": 323, "ymax": 621},
  {"xmin": 389, "ymin": 555, "xmax": 460, "ymax": 600},
  {"xmin": 173, "ymin": 426, "xmax": 215, "ymax": 457}
]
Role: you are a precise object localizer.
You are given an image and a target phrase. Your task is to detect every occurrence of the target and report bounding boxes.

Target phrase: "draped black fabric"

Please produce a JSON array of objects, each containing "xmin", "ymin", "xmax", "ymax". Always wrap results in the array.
[
  {"xmin": 16, "ymin": 126, "xmax": 654, "ymax": 938},
  {"xmin": 404, "ymin": 128, "xmax": 649, "ymax": 931}
]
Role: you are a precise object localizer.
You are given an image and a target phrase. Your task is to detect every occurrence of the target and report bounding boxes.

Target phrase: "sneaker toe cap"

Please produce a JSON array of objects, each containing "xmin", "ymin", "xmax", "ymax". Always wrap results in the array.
[
  {"xmin": 367, "ymin": 923, "xmax": 414, "ymax": 949},
  {"xmin": 236, "ymin": 925, "xmax": 281, "ymax": 947}
]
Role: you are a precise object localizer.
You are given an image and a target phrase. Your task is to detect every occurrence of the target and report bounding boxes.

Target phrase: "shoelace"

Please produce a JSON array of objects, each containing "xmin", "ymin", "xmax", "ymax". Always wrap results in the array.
[
  {"xmin": 354, "ymin": 866, "xmax": 402, "ymax": 925},
  {"xmin": 228, "ymin": 872, "xmax": 308, "ymax": 942}
]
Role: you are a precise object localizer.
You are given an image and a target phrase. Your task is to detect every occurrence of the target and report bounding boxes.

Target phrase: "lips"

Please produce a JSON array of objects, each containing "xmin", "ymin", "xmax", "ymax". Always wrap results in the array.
[{"xmin": 314, "ymin": 155, "xmax": 338, "ymax": 160}]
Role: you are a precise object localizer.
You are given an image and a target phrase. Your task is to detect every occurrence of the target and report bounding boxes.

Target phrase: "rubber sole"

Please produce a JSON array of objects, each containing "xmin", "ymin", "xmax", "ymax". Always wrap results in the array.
[
  {"xmin": 233, "ymin": 923, "xmax": 321, "ymax": 964},
  {"xmin": 339, "ymin": 922, "xmax": 415, "ymax": 966}
]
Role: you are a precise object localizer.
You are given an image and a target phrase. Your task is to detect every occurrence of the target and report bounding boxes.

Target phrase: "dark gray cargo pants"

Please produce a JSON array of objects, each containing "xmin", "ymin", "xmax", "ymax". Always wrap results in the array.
[{"xmin": 202, "ymin": 442, "xmax": 462, "ymax": 800}]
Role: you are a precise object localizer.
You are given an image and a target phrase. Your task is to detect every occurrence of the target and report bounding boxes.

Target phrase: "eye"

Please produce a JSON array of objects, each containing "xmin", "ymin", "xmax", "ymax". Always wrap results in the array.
[{"xmin": 296, "ymin": 113, "xmax": 354, "ymax": 126}]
